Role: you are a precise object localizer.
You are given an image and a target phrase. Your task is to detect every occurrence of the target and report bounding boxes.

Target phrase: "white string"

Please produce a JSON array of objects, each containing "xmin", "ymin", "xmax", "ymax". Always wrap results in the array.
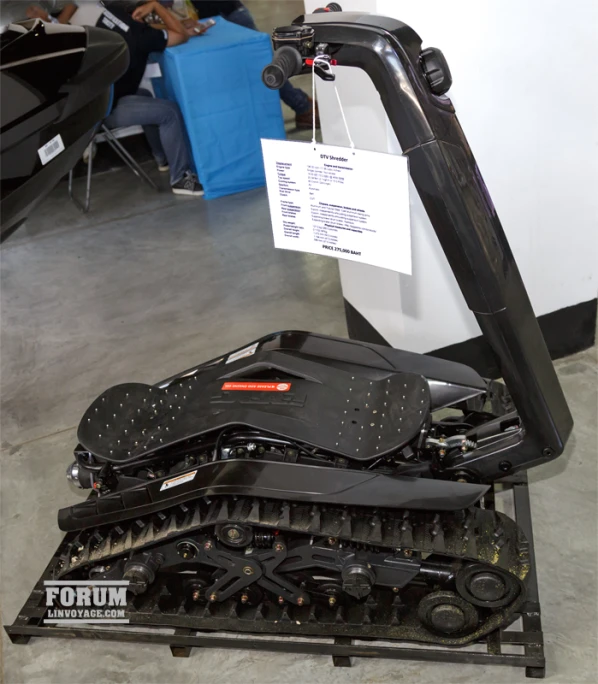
[
  {"xmin": 334, "ymin": 83, "xmax": 355, "ymax": 151},
  {"xmin": 311, "ymin": 57, "xmax": 322, "ymax": 147},
  {"xmin": 311, "ymin": 57, "xmax": 355, "ymax": 152}
]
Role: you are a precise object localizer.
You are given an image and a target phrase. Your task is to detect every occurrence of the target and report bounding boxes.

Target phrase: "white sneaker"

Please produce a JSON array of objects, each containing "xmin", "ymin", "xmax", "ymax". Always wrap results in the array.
[{"xmin": 82, "ymin": 142, "xmax": 97, "ymax": 164}]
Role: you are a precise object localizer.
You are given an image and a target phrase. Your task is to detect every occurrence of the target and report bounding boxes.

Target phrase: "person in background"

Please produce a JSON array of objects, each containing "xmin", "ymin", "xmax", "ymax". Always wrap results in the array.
[
  {"xmin": 97, "ymin": 1, "xmax": 204, "ymax": 196},
  {"xmin": 19, "ymin": 2, "xmax": 77, "ymax": 24},
  {"xmin": 191, "ymin": 1, "xmax": 320, "ymax": 130}
]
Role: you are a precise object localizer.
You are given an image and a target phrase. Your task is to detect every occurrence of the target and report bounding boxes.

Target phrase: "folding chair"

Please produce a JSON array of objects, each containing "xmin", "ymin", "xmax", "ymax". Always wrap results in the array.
[{"xmin": 68, "ymin": 85, "xmax": 158, "ymax": 213}]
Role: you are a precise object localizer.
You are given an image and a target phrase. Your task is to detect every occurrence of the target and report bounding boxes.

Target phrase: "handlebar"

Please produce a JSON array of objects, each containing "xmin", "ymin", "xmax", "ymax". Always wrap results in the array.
[
  {"xmin": 261, "ymin": 46, "xmax": 303, "ymax": 90},
  {"xmin": 261, "ymin": 4, "xmax": 342, "ymax": 89}
]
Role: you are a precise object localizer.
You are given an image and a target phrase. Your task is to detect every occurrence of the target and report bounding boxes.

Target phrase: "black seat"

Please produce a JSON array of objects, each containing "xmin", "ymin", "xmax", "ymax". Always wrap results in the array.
[{"xmin": 78, "ymin": 352, "xmax": 430, "ymax": 463}]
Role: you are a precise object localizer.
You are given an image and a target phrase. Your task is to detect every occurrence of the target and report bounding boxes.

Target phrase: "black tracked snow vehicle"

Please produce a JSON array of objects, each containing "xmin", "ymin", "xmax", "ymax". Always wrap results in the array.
[{"xmin": 7, "ymin": 8, "xmax": 572, "ymax": 647}]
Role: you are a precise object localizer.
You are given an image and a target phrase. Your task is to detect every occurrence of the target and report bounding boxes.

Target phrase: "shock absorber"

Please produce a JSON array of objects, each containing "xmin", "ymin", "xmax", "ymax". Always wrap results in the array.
[{"xmin": 254, "ymin": 531, "xmax": 276, "ymax": 548}]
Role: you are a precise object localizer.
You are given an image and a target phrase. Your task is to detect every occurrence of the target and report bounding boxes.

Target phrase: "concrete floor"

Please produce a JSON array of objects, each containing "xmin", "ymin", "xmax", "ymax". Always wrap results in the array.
[{"xmin": 1, "ymin": 1, "xmax": 597, "ymax": 682}]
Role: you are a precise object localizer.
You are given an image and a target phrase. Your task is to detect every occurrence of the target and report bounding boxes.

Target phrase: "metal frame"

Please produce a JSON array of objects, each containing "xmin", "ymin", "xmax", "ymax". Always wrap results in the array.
[
  {"xmin": 68, "ymin": 123, "xmax": 158, "ymax": 214},
  {"xmin": 4, "ymin": 476, "xmax": 546, "ymax": 679}
]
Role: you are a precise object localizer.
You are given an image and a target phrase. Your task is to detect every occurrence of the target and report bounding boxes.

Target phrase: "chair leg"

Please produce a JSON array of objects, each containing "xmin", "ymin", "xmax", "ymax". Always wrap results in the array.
[
  {"xmin": 100, "ymin": 124, "xmax": 158, "ymax": 191},
  {"xmin": 68, "ymin": 142, "xmax": 93, "ymax": 213},
  {"xmin": 85, "ymin": 145, "xmax": 93, "ymax": 211}
]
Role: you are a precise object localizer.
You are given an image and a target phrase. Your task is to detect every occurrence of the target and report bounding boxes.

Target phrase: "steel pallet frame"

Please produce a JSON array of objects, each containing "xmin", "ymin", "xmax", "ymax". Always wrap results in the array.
[{"xmin": 4, "ymin": 474, "xmax": 546, "ymax": 678}]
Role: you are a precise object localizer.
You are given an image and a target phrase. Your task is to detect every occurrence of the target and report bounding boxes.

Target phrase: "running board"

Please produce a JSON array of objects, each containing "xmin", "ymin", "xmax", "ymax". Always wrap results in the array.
[{"xmin": 58, "ymin": 459, "xmax": 489, "ymax": 531}]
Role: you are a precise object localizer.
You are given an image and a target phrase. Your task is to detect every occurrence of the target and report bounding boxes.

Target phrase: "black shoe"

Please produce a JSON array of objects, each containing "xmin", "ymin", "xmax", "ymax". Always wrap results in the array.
[{"xmin": 172, "ymin": 172, "xmax": 204, "ymax": 196}]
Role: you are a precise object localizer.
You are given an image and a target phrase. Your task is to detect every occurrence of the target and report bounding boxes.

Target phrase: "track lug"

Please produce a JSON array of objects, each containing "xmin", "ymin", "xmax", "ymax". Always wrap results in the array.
[
  {"xmin": 308, "ymin": 505, "xmax": 321, "ymax": 533},
  {"xmin": 247, "ymin": 498, "xmax": 260, "ymax": 524},
  {"xmin": 368, "ymin": 515, "xmax": 383, "ymax": 544},
  {"xmin": 335, "ymin": 606, "xmax": 346, "ymax": 624},
  {"xmin": 215, "ymin": 498, "xmax": 229, "ymax": 523},
  {"xmin": 278, "ymin": 501, "xmax": 291, "ymax": 527},
  {"xmin": 232, "ymin": 497, "xmax": 246, "ymax": 520},
  {"xmin": 400, "ymin": 512, "xmax": 413, "ymax": 548}
]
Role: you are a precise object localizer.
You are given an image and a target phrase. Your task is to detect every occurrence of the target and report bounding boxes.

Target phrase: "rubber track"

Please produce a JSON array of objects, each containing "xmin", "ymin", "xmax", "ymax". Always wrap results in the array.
[{"xmin": 56, "ymin": 496, "xmax": 531, "ymax": 645}]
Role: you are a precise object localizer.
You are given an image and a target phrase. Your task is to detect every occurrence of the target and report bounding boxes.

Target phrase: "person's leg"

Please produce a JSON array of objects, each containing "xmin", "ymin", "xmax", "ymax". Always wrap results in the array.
[
  {"xmin": 225, "ymin": 4, "xmax": 315, "ymax": 119},
  {"xmin": 134, "ymin": 88, "xmax": 167, "ymax": 168},
  {"xmin": 279, "ymin": 82, "xmax": 311, "ymax": 115},
  {"xmin": 224, "ymin": 5, "xmax": 258, "ymax": 30},
  {"xmin": 105, "ymin": 94, "xmax": 192, "ymax": 186}
]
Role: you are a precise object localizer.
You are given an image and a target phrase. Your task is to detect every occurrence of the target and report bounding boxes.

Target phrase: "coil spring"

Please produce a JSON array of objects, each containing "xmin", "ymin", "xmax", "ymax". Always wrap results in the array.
[{"xmin": 254, "ymin": 531, "xmax": 275, "ymax": 548}]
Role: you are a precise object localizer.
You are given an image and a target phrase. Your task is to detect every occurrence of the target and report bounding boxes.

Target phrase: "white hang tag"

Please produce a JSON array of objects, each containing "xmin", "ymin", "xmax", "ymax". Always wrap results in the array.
[
  {"xmin": 38, "ymin": 134, "xmax": 65, "ymax": 166},
  {"xmin": 261, "ymin": 140, "xmax": 412, "ymax": 274}
]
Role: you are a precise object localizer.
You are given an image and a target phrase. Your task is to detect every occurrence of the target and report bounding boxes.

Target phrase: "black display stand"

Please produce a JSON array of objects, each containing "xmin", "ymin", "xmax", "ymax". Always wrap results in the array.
[{"xmin": 4, "ymin": 474, "xmax": 545, "ymax": 678}]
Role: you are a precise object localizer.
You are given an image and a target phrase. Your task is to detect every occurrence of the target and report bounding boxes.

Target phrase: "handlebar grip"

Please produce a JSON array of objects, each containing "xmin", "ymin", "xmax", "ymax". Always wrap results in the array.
[{"xmin": 262, "ymin": 46, "xmax": 303, "ymax": 90}]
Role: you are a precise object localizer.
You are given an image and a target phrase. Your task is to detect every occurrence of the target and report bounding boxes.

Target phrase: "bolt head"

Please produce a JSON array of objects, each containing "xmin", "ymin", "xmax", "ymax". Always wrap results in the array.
[
  {"xmin": 297, "ymin": 597, "xmax": 304, "ymax": 606},
  {"xmin": 327, "ymin": 537, "xmax": 337, "ymax": 546},
  {"xmin": 227, "ymin": 528, "xmax": 241, "ymax": 540},
  {"xmin": 192, "ymin": 590, "xmax": 201, "ymax": 602},
  {"xmin": 328, "ymin": 596, "xmax": 336, "ymax": 606},
  {"xmin": 209, "ymin": 593, "xmax": 217, "ymax": 602},
  {"xmin": 241, "ymin": 594, "xmax": 249, "ymax": 604},
  {"xmin": 278, "ymin": 596, "xmax": 285, "ymax": 604},
  {"xmin": 242, "ymin": 565, "xmax": 254, "ymax": 575},
  {"xmin": 274, "ymin": 543, "xmax": 284, "ymax": 552},
  {"xmin": 204, "ymin": 541, "xmax": 212, "ymax": 550}
]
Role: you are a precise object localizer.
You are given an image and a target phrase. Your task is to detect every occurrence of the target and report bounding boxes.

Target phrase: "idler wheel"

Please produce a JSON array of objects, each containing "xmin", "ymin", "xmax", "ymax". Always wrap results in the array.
[
  {"xmin": 417, "ymin": 590, "xmax": 479, "ymax": 636},
  {"xmin": 341, "ymin": 563, "xmax": 375, "ymax": 600},
  {"xmin": 456, "ymin": 563, "xmax": 520, "ymax": 608},
  {"xmin": 215, "ymin": 523, "xmax": 253, "ymax": 548}
]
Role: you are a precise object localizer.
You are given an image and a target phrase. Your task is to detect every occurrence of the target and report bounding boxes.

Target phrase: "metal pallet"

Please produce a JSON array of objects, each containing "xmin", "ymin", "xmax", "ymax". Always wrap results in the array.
[{"xmin": 4, "ymin": 474, "xmax": 545, "ymax": 678}]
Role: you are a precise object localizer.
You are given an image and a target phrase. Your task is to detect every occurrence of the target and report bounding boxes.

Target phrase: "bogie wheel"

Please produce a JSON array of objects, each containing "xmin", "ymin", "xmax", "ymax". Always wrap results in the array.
[
  {"xmin": 184, "ymin": 578, "xmax": 209, "ymax": 604},
  {"xmin": 236, "ymin": 585, "xmax": 263, "ymax": 606},
  {"xmin": 417, "ymin": 590, "xmax": 479, "ymax": 636}
]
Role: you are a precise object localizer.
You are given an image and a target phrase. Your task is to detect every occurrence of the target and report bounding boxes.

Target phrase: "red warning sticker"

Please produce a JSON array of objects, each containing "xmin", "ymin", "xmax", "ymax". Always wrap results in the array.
[{"xmin": 221, "ymin": 382, "xmax": 291, "ymax": 392}]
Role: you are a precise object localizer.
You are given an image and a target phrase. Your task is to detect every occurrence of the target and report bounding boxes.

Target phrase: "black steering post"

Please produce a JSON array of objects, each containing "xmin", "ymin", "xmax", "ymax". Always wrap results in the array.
[{"xmin": 260, "ymin": 10, "xmax": 572, "ymax": 482}]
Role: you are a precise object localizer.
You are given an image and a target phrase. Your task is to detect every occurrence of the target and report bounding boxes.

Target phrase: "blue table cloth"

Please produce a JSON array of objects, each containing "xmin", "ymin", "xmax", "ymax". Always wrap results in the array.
[{"xmin": 151, "ymin": 17, "xmax": 285, "ymax": 200}]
